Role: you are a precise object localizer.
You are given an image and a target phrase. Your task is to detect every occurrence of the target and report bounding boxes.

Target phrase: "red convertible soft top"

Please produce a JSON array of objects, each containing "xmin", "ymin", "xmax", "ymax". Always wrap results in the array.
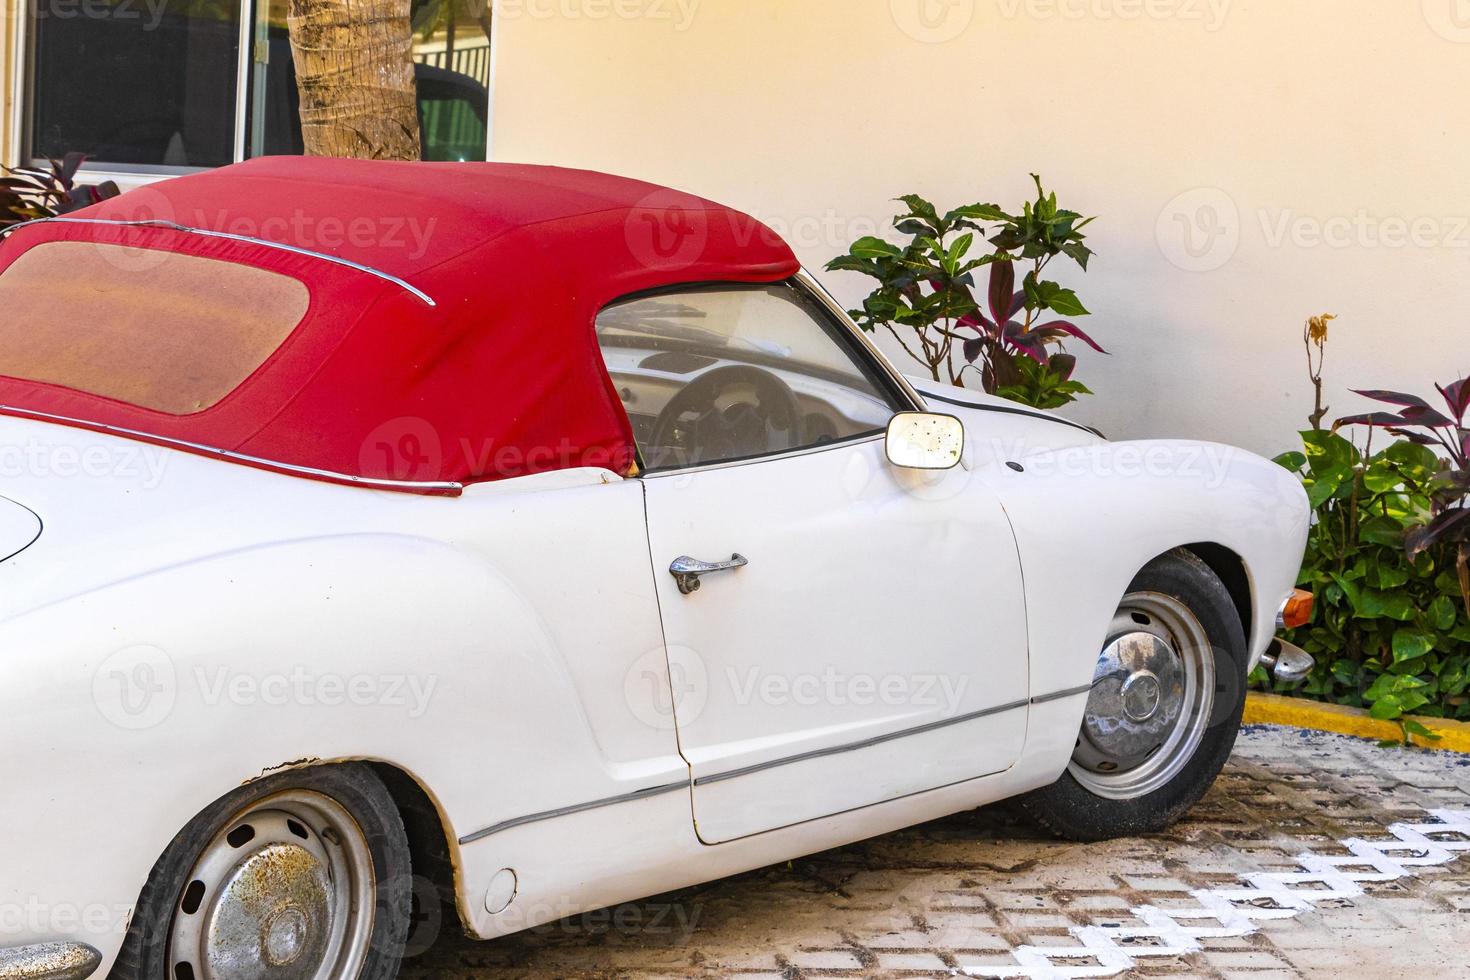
[{"xmin": 0, "ymin": 157, "xmax": 799, "ymax": 492}]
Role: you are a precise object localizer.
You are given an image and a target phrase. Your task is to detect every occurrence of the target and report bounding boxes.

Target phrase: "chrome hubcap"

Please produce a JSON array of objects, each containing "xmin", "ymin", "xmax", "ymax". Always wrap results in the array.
[
  {"xmin": 1069, "ymin": 592, "xmax": 1215, "ymax": 800},
  {"xmin": 169, "ymin": 791, "xmax": 376, "ymax": 980}
]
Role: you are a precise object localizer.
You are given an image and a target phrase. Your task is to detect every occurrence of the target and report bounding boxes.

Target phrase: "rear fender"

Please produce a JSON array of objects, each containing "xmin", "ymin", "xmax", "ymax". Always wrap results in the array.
[{"xmin": 0, "ymin": 533, "xmax": 606, "ymax": 967}]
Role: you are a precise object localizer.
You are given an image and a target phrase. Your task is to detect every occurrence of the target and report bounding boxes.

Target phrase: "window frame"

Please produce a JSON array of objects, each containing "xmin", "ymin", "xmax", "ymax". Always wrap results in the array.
[
  {"xmin": 16, "ymin": 0, "xmax": 253, "ymax": 175},
  {"xmin": 600, "ymin": 270, "xmax": 924, "ymax": 479},
  {"xmin": 7, "ymin": 0, "xmax": 497, "ymax": 177}
]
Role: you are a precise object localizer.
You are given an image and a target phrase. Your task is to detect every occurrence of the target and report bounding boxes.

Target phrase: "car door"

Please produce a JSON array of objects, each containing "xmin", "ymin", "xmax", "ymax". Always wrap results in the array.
[{"xmin": 595, "ymin": 277, "xmax": 1030, "ymax": 844}]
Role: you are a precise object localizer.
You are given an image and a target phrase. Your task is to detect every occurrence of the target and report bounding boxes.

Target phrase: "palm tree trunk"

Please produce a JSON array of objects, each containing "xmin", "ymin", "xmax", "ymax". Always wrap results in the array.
[{"xmin": 288, "ymin": 0, "xmax": 421, "ymax": 160}]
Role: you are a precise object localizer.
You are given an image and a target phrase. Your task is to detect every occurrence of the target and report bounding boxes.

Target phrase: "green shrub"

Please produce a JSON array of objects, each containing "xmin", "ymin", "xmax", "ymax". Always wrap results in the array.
[
  {"xmin": 825, "ymin": 177, "xmax": 1104, "ymax": 409},
  {"xmin": 1272, "ymin": 430, "xmax": 1470, "ymax": 723}
]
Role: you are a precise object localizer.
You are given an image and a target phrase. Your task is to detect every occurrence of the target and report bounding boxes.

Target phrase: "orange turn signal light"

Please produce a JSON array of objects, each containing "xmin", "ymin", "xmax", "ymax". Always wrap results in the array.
[{"xmin": 1279, "ymin": 589, "xmax": 1315, "ymax": 629}]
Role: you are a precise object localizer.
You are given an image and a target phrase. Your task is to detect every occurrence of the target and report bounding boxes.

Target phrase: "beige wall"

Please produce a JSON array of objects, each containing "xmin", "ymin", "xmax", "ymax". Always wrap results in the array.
[{"xmin": 490, "ymin": 0, "xmax": 1470, "ymax": 457}]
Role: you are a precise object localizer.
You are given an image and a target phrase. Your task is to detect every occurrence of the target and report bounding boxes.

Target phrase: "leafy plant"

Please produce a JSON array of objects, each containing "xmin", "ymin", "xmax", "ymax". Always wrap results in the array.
[
  {"xmin": 825, "ymin": 176, "xmax": 1104, "ymax": 408},
  {"xmin": 996, "ymin": 354, "xmax": 1093, "ymax": 411},
  {"xmin": 0, "ymin": 154, "xmax": 119, "ymax": 230},
  {"xmin": 1269, "ymin": 316, "xmax": 1470, "ymax": 731},
  {"xmin": 1273, "ymin": 430, "xmax": 1469, "ymax": 725},
  {"xmin": 1338, "ymin": 380, "xmax": 1470, "ymax": 603}
]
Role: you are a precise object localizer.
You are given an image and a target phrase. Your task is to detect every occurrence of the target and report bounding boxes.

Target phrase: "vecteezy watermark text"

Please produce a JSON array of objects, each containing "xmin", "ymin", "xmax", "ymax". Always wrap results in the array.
[
  {"xmin": 725, "ymin": 665, "xmax": 971, "ymax": 716},
  {"xmin": 495, "ymin": 0, "xmax": 700, "ymax": 30},
  {"xmin": 93, "ymin": 645, "xmax": 440, "ymax": 730},
  {"xmin": 193, "ymin": 665, "xmax": 438, "ymax": 719},
  {"xmin": 996, "ymin": 0, "xmax": 1231, "ymax": 30},
  {"xmin": 1259, "ymin": 209, "xmax": 1470, "ymax": 251},
  {"xmin": 27, "ymin": 0, "xmax": 170, "ymax": 31},
  {"xmin": 0, "ymin": 438, "xmax": 169, "ymax": 488}
]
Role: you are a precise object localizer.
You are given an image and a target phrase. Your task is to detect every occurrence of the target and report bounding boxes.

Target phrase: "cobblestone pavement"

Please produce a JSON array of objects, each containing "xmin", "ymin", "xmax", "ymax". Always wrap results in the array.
[{"xmin": 403, "ymin": 726, "xmax": 1470, "ymax": 979}]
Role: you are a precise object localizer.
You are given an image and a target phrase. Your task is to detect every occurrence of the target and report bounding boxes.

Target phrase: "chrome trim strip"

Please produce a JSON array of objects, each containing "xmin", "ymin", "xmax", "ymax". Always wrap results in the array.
[
  {"xmin": 0, "ymin": 942, "xmax": 102, "ymax": 980},
  {"xmin": 458, "ymin": 780, "xmax": 689, "ymax": 845},
  {"xmin": 458, "ymin": 684, "xmax": 1092, "ymax": 842},
  {"xmin": 708, "ymin": 768, "xmax": 1004, "ymax": 846},
  {"xmin": 0, "ymin": 218, "xmax": 437, "ymax": 308},
  {"xmin": 1030, "ymin": 683, "xmax": 1094, "ymax": 706},
  {"xmin": 0, "ymin": 405, "xmax": 464, "ymax": 493},
  {"xmin": 920, "ymin": 388, "xmax": 1106, "ymax": 439},
  {"xmin": 693, "ymin": 698, "xmax": 1031, "ymax": 787},
  {"xmin": 639, "ymin": 431, "xmax": 886, "ymax": 479}
]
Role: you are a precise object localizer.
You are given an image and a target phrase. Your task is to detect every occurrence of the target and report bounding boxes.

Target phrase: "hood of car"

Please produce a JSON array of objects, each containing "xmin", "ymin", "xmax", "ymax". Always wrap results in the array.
[
  {"xmin": 0, "ymin": 495, "xmax": 42, "ymax": 563},
  {"xmin": 906, "ymin": 376, "xmax": 1107, "ymax": 444}
]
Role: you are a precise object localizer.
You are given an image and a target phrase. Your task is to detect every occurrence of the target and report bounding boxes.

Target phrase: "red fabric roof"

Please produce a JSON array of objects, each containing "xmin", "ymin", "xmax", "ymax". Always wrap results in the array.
[{"xmin": 0, "ymin": 157, "xmax": 800, "ymax": 490}]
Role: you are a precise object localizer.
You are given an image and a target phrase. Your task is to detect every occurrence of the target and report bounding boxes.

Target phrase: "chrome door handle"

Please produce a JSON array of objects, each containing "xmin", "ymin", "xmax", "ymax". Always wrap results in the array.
[{"xmin": 669, "ymin": 554, "xmax": 748, "ymax": 595}]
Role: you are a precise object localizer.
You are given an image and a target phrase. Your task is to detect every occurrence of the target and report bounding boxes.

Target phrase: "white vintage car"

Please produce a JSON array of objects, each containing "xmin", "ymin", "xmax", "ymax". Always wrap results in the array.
[{"xmin": 0, "ymin": 158, "xmax": 1312, "ymax": 980}]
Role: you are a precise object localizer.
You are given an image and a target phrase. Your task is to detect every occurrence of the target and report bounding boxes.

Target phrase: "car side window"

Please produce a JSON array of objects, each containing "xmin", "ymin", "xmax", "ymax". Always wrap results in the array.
[{"xmin": 595, "ymin": 281, "xmax": 909, "ymax": 472}]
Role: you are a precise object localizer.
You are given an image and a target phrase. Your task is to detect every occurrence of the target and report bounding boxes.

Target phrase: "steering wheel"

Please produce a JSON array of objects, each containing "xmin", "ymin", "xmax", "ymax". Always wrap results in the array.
[{"xmin": 649, "ymin": 365, "xmax": 805, "ymax": 469}]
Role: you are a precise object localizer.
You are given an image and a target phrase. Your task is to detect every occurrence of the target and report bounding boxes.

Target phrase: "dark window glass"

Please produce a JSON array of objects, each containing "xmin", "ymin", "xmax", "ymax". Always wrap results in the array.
[
  {"xmin": 248, "ymin": 0, "xmax": 488, "ymax": 162},
  {"xmin": 30, "ymin": 0, "xmax": 241, "ymax": 167}
]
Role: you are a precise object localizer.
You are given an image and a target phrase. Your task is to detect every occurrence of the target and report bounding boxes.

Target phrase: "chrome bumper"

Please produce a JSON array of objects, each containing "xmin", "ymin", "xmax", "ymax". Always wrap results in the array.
[{"xmin": 0, "ymin": 944, "xmax": 101, "ymax": 980}]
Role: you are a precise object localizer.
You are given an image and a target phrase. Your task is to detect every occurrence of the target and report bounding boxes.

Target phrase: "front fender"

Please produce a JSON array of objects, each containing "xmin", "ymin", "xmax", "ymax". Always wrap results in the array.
[{"xmin": 982, "ymin": 439, "xmax": 1308, "ymax": 761}]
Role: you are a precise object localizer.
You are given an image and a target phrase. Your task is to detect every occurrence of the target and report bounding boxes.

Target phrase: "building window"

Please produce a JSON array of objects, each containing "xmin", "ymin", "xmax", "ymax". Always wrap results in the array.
[
  {"xmin": 23, "ymin": 0, "xmax": 490, "ymax": 172},
  {"xmin": 30, "ymin": 0, "xmax": 242, "ymax": 169}
]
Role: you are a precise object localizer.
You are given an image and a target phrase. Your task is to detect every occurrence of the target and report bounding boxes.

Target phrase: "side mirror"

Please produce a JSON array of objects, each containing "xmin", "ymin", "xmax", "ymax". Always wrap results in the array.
[{"xmin": 885, "ymin": 412, "xmax": 964, "ymax": 471}]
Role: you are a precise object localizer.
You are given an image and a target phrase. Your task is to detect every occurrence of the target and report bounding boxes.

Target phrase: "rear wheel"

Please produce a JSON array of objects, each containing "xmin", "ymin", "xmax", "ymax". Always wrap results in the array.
[
  {"xmin": 1020, "ymin": 550, "xmax": 1247, "ymax": 842},
  {"xmin": 111, "ymin": 765, "xmax": 411, "ymax": 980}
]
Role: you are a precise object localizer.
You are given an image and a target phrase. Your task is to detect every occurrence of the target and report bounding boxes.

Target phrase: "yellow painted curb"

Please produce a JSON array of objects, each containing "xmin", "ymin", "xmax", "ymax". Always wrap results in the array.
[{"xmin": 1245, "ymin": 692, "xmax": 1470, "ymax": 753}]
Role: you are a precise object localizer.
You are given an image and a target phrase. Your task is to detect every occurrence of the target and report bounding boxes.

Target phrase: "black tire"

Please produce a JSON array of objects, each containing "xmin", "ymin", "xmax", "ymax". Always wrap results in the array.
[
  {"xmin": 1018, "ymin": 549, "xmax": 1247, "ymax": 842},
  {"xmin": 109, "ymin": 764, "xmax": 412, "ymax": 980}
]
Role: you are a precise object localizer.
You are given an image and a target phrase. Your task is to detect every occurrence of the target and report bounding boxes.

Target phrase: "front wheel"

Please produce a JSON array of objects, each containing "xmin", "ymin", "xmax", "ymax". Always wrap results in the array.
[{"xmin": 1019, "ymin": 549, "xmax": 1247, "ymax": 842}]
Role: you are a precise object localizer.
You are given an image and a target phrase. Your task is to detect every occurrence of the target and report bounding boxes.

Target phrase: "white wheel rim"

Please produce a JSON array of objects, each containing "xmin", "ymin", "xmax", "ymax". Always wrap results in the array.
[
  {"xmin": 168, "ymin": 789, "xmax": 376, "ymax": 980},
  {"xmin": 1068, "ymin": 591, "xmax": 1216, "ymax": 801}
]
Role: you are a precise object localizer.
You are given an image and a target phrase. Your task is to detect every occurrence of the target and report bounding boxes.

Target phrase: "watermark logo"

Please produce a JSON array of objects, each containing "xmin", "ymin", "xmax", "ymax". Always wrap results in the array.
[
  {"xmin": 93, "ymin": 644, "xmax": 177, "ymax": 731},
  {"xmin": 359, "ymin": 416, "xmax": 444, "ymax": 483},
  {"xmin": 92, "ymin": 645, "xmax": 441, "ymax": 730},
  {"xmin": 1156, "ymin": 187, "xmax": 1240, "ymax": 272},
  {"xmin": 1158, "ymin": 189, "xmax": 1470, "ymax": 273},
  {"xmin": 624, "ymin": 644, "xmax": 707, "ymax": 730},
  {"xmin": 623, "ymin": 643, "xmax": 973, "ymax": 729},
  {"xmin": 891, "ymin": 0, "xmax": 977, "ymax": 42},
  {"xmin": 625, "ymin": 190, "xmax": 711, "ymax": 271},
  {"xmin": 85, "ymin": 185, "xmax": 178, "ymax": 274},
  {"xmin": 1423, "ymin": 0, "xmax": 1470, "ymax": 42}
]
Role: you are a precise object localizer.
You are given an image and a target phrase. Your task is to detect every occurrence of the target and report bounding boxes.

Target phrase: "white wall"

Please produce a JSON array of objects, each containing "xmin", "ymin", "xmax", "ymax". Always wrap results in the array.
[{"xmin": 490, "ymin": 0, "xmax": 1470, "ymax": 457}]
